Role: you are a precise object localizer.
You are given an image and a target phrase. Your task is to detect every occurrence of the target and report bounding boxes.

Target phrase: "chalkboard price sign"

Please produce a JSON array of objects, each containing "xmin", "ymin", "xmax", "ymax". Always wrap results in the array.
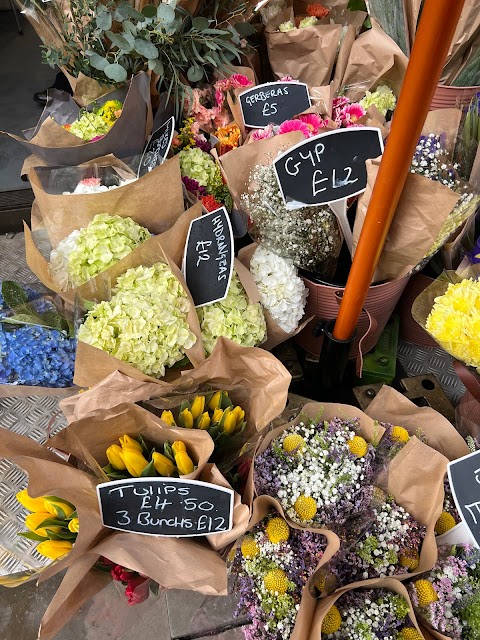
[
  {"xmin": 97, "ymin": 478, "xmax": 234, "ymax": 537},
  {"xmin": 274, "ymin": 128, "xmax": 384, "ymax": 208},
  {"xmin": 183, "ymin": 208, "xmax": 234, "ymax": 308},
  {"xmin": 239, "ymin": 82, "xmax": 311, "ymax": 129},
  {"xmin": 448, "ymin": 450, "xmax": 480, "ymax": 548},
  {"xmin": 137, "ymin": 116, "xmax": 175, "ymax": 178}
]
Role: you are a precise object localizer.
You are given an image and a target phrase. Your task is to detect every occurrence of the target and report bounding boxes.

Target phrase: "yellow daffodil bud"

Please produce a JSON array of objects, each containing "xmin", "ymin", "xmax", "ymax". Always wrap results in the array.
[
  {"xmin": 172, "ymin": 441, "xmax": 187, "ymax": 456},
  {"xmin": 208, "ymin": 391, "xmax": 223, "ymax": 411},
  {"xmin": 160, "ymin": 410, "xmax": 176, "ymax": 426},
  {"xmin": 152, "ymin": 452, "xmax": 177, "ymax": 477},
  {"xmin": 119, "ymin": 435, "xmax": 142, "ymax": 453},
  {"xmin": 16, "ymin": 490, "xmax": 48, "ymax": 513},
  {"xmin": 68, "ymin": 518, "xmax": 80, "ymax": 534},
  {"xmin": 197, "ymin": 412, "xmax": 211, "ymax": 430},
  {"xmin": 191, "ymin": 396, "xmax": 205, "ymax": 420},
  {"xmin": 232, "ymin": 406, "xmax": 245, "ymax": 426},
  {"xmin": 106, "ymin": 444, "xmax": 127, "ymax": 471},
  {"xmin": 36, "ymin": 540, "xmax": 73, "ymax": 561},
  {"xmin": 175, "ymin": 451, "xmax": 195, "ymax": 475},
  {"xmin": 178, "ymin": 408, "xmax": 194, "ymax": 429},
  {"xmin": 25, "ymin": 512, "xmax": 62, "ymax": 537},
  {"xmin": 222, "ymin": 408, "xmax": 238, "ymax": 435},
  {"xmin": 43, "ymin": 498, "xmax": 75, "ymax": 520},
  {"xmin": 212, "ymin": 408, "xmax": 224, "ymax": 424},
  {"xmin": 122, "ymin": 449, "xmax": 149, "ymax": 477}
]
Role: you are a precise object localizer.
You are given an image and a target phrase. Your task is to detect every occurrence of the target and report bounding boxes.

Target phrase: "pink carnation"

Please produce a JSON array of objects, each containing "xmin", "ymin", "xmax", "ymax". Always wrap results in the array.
[
  {"xmin": 79, "ymin": 177, "xmax": 101, "ymax": 187},
  {"xmin": 251, "ymin": 125, "xmax": 275, "ymax": 141},
  {"xmin": 298, "ymin": 113, "xmax": 326, "ymax": 134},
  {"xmin": 278, "ymin": 119, "xmax": 311, "ymax": 138}
]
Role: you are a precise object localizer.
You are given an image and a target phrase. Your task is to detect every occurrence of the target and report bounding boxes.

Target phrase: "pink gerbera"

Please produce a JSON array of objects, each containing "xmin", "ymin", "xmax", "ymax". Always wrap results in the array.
[
  {"xmin": 338, "ymin": 102, "xmax": 366, "ymax": 127},
  {"xmin": 278, "ymin": 119, "xmax": 312, "ymax": 138},
  {"xmin": 298, "ymin": 113, "xmax": 326, "ymax": 134},
  {"xmin": 251, "ymin": 125, "xmax": 275, "ymax": 141},
  {"xmin": 280, "ymin": 75, "xmax": 295, "ymax": 82}
]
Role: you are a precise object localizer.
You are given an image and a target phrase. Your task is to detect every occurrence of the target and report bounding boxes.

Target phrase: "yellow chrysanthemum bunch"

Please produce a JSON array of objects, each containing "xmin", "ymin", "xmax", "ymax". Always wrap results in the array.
[{"xmin": 425, "ymin": 279, "xmax": 480, "ymax": 370}]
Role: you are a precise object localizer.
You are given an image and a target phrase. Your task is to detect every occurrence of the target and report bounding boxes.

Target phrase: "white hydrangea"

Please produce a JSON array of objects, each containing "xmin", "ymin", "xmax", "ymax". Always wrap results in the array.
[
  {"xmin": 49, "ymin": 229, "xmax": 81, "ymax": 291},
  {"xmin": 250, "ymin": 245, "xmax": 308, "ymax": 333}
]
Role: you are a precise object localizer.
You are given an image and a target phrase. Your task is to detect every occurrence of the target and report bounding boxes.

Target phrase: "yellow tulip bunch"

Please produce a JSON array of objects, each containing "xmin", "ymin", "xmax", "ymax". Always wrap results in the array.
[
  {"xmin": 16, "ymin": 490, "xmax": 78, "ymax": 561},
  {"xmin": 104, "ymin": 434, "xmax": 195, "ymax": 479},
  {"xmin": 160, "ymin": 392, "xmax": 247, "ymax": 451}
]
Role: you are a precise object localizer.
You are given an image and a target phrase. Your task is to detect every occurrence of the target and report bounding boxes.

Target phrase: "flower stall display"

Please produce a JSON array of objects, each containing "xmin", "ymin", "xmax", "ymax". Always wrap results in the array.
[
  {"xmin": 49, "ymin": 214, "xmax": 150, "ymax": 290},
  {"xmin": 62, "ymin": 100, "xmax": 123, "ymax": 141}
]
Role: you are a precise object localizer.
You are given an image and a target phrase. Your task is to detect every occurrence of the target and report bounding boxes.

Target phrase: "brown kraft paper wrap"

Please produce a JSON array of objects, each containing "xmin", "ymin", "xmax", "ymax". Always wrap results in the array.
[
  {"xmin": 421, "ymin": 109, "xmax": 462, "ymax": 156},
  {"xmin": 238, "ymin": 243, "xmax": 312, "ymax": 350},
  {"xmin": 236, "ymin": 494, "xmax": 341, "ymax": 640},
  {"xmin": 24, "ymin": 202, "xmax": 202, "ymax": 305},
  {"xmin": 340, "ymin": 19, "xmax": 408, "ymax": 101},
  {"xmin": 353, "ymin": 159, "xmax": 460, "ymax": 282},
  {"xmin": 0, "ymin": 73, "xmax": 152, "ymax": 167},
  {"xmin": 265, "ymin": 7, "xmax": 342, "ymax": 87},
  {"xmin": 48, "ymin": 403, "xmax": 214, "ymax": 482},
  {"xmin": 365, "ymin": 385, "xmax": 470, "ymax": 461},
  {"xmin": 29, "ymin": 155, "xmax": 184, "ymax": 248},
  {"xmin": 311, "ymin": 577, "xmax": 424, "ymax": 640}
]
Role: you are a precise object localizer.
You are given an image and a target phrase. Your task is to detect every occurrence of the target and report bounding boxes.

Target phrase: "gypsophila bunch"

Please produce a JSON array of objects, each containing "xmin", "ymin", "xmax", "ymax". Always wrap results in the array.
[
  {"xmin": 197, "ymin": 271, "xmax": 266, "ymax": 355},
  {"xmin": 425, "ymin": 279, "xmax": 480, "ymax": 371},
  {"xmin": 242, "ymin": 163, "xmax": 341, "ymax": 276},
  {"xmin": 250, "ymin": 246, "xmax": 308, "ymax": 333},
  {"xmin": 321, "ymin": 589, "xmax": 414, "ymax": 639},
  {"xmin": 49, "ymin": 214, "xmax": 150, "ymax": 289},
  {"xmin": 64, "ymin": 177, "xmax": 136, "ymax": 195},
  {"xmin": 338, "ymin": 491, "xmax": 426, "ymax": 582},
  {"xmin": 254, "ymin": 417, "xmax": 376, "ymax": 529},
  {"xmin": 409, "ymin": 544, "xmax": 480, "ymax": 639},
  {"xmin": 360, "ymin": 84, "xmax": 397, "ymax": 117},
  {"xmin": 78, "ymin": 262, "xmax": 196, "ymax": 377},
  {"xmin": 232, "ymin": 512, "xmax": 327, "ymax": 640}
]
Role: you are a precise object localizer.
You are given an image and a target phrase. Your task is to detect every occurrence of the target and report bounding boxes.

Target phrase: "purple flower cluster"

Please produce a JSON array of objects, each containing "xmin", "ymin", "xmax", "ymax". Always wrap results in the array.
[{"xmin": 182, "ymin": 175, "xmax": 206, "ymax": 198}]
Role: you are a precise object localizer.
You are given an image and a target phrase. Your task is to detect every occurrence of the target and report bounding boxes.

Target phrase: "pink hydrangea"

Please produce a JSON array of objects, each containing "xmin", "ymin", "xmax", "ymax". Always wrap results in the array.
[{"xmin": 278, "ymin": 119, "xmax": 311, "ymax": 138}]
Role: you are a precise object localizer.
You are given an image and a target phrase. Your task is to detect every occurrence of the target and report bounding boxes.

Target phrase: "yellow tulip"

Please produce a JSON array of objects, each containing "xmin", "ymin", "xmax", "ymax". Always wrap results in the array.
[
  {"xmin": 208, "ymin": 391, "xmax": 223, "ymax": 411},
  {"xmin": 119, "ymin": 435, "xmax": 143, "ymax": 453},
  {"xmin": 122, "ymin": 449, "xmax": 150, "ymax": 477},
  {"xmin": 197, "ymin": 412, "xmax": 211, "ymax": 430},
  {"xmin": 222, "ymin": 408, "xmax": 238, "ymax": 435},
  {"xmin": 161, "ymin": 410, "xmax": 176, "ymax": 426},
  {"xmin": 212, "ymin": 408, "xmax": 224, "ymax": 424},
  {"xmin": 191, "ymin": 396, "xmax": 205, "ymax": 420},
  {"xmin": 106, "ymin": 444, "xmax": 127, "ymax": 470},
  {"xmin": 44, "ymin": 498, "xmax": 75, "ymax": 520},
  {"xmin": 16, "ymin": 489, "xmax": 48, "ymax": 513},
  {"xmin": 172, "ymin": 441, "xmax": 187, "ymax": 456},
  {"xmin": 36, "ymin": 540, "xmax": 73, "ymax": 561},
  {"xmin": 175, "ymin": 451, "xmax": 195, "ymax": 475},
  {"xmin": 178, "ymin": 408, "xmax": 194, "ymax": 429},
  {"xmin": 68, "ymin": 518, "xmax": 80, "ymax": 534},
  {"xmin": 152, "ymin": 452, "xmax": 177, "ymax": 477},
  {"xmin": 25, "ymin": 512, "xmax": 62, "ymax": 537},
  {"xmin": 232, "ymin": 406, "xmax": 245, "ymax": 426}
]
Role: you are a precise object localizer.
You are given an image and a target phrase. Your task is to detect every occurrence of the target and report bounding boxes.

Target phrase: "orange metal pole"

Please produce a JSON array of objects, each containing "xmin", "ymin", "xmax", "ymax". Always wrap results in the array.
[{"xmin": 333, "ymin": 0, "xmax": 466, "ymax": 341}]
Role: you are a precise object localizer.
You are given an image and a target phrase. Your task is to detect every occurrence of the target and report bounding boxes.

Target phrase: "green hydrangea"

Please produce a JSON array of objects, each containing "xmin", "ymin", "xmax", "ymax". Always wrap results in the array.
[
  {"xmin": 67, "ymin": 112, "xmax": 111, "ymax": 140},
  {"xmin": 78, "ymin": 262, "xmax": 197, "ymax": 377},
  {"xmin": 299, "ymin": 16, "xmax": 318, "ymax": 28},
  {"xmin": 197, "ymin": 271, "xmax": 266, "ymax": 355},
  {"xmin": 179, "ymin": 147, "xmax": 223, "ymax": 191},
  {"xmin": 278, "ymin": 20, "xmax": 295, "ymax": 32},
  {"xmin": 360, "ymin": 84, "xmax": 397, "ymax": 117},
  {"xmin": 67, "ymin": 214, "xmax": 150, "ymax": 286}
]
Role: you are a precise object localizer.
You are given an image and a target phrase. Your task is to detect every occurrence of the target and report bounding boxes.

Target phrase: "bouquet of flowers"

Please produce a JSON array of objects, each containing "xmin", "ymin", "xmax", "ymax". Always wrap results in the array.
[
  {"xmin": 64, "ymin": 176, "xmax": 136, "ymax": 195},
  {"xmin": 278, "ymin": 4, "xmax": 330, "ymax": 32},
  {"xmin": 409, "ymin": 545, "xmax": 480, "ymax": 639},
  {"xmin": 49, "ymin": 214, "xmax": 150, "ymax": 290},
  {"xmin": 179, "ymin": 145, "xmax": 233, "ymax": 212},
  {"xmin": 62, "ymin": 100, "xmax": 123, "ymax": 141}
]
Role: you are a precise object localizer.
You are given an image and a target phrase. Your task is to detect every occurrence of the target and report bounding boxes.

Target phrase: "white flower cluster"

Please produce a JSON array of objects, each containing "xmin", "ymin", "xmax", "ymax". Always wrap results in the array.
[
  {"xmin": 329, "ymin": 594, "xmax": 404, "ymax": 639},
  {"xmin": 49, "ymin": 229, "xmax": 81, "ymax": 291},
  {"xmin": 64, "ymin": 177, "xmax": 136, "ymax": 195},
  {"xmin": 250, "ymin": 245, "xmax": 308, "ymax": 333}
]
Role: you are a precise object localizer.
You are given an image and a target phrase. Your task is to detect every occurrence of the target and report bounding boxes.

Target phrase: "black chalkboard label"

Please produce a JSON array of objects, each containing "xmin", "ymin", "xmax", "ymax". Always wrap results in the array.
[
  {"xmin": 97, "ymin": 477, "xmax": 234, "ymax": 537},
  {"xmin": 274, "ymin": 128, "xmax": 384, "ymax": 207},
  {"xmin": 137, "ymin": 116, "xmax": 175, "ymax": 178},
  {"xmin": 448, "ymin": 451, "xmax": 480, "ymax": 548},
  {"xmin": 182, "ymin": 208, "xmax": 234, "ymax": 308},
  {"xmin": 239, "ymin": 82, "xmax": 311, "ymax": 129}
]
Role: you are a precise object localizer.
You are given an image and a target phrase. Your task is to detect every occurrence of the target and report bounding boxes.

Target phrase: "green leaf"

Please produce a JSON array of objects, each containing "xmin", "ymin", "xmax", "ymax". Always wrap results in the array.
[
  {"xmin": 152, "ymin": 60, "xmax": 164, "ymax": 76},
  {"xmin": 114, "ymin": 6, "xmax": 128, "ymax": 22},
  {"xmin": 36, "ymin": 518, "xmax": 68, "ymax": 530},
  {"xmin": 44, "ymin": 496, "xmax": 77, "ymax": 511},
  {"xmin": 96, "ymin": 11, "xmax": 112, "ymax": 30},
  {"xmin": 140, "ymin": 459, "xmax": 158, "ymax": 477},
  {"xmin": 0, "ymin": 314, "xmax": 42, "ymax": 327},
  {"xmin": 187, "ymin": 65, "xmax": 204, "ymax": 82},
  {"xmin": 134, "ymin": 38, "xmax": 159, "ymax": 59},
  {"xmin": 106, "ymin": 472, "xmax": 130, "ymax": 480},
  {"xmin": 106, "ymin": 31, "xmax": 133, "ymax": 52},
  {"xmin": 157, "ymin": 3, "xmax": 175, "ymax": 23},
  {"xmin": 192, "ymin": 16, "xmax": 209, "ymax": 30},
  {"xmin": 122, "ymin": 20, "xmax": 138, "ymax": 36},
  {"xmin": 123, "ymin": 31, "xmax": 135, "ymax": 47},
  {"xmin": 2, "ymin": 281, "xmax": 28, "ymax": 309},
  {"xmin": 68, "ymin": 511, "xmax": 78, "ymax": 521},
  {"xmin": 126, "ymin": 5, "xmax": 145, "ymax": 21},
  {"xmin": 18, "ymin": 531, "xmax": 48, "ymax": 542},
  {"xmin": 104, "ymin": 63, "xmax": 128, "ymax": 83},
  {"xmin": 88, "ymin": 53, "xmax": 109, "ymax": 71},
  {"xmin": 39, "ymin": 310, "xmax": 69, "ymax": 333},
  {"xmin": 46, "ymin": 529, "xmax": 77, "ymax": 541},
  {"xmin": 137, "ymin": 435, "xmax": 150, "ymax": 457},
  {"xmin": 347, "ymin": 0, "xmax": 368, "ymax": 10},
  {"xmin": 141, "ymin": 4, "xmax": 157, "ymax": 18},
  {"xmin": 234, "ymin": 21, "xmax": 255, "ymax": 37}
]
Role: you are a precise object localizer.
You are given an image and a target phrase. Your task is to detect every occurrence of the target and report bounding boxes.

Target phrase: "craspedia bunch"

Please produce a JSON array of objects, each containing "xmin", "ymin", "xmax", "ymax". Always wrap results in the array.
[
  {"xmin": 263, "ymin": 568, "xmax": 289, "ymax": 595},
  {"xmin": 266, "ymin": 518, "xmax": 290, "ymax": 545},
  {"xmin": 435, "ymin": 511, "xmax": 457, "ymax": 535},
  {"xmin": 412, "ymin": 580, "xmax": 438, "ymax": 607},
  {"xmin": 322, "ymin": 605, "xmax": 342, "ymax": 634}
]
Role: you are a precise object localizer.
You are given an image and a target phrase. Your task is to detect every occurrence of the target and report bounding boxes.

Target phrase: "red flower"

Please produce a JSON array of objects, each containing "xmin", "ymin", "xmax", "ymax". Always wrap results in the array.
[
  {"xmin": 111, "ymin": 565, "xmax": 134, "ymax": 583},
  {"xmin": 306, "ymin": 4, "xmax": 330, "ymax": 18},
  {"xmin": 125, "ymin": 576, "xmax": 150, "ymax": 606},
  {"xmin": 202, "ymin": 195, "xmax": 222, "ymax": 212}
]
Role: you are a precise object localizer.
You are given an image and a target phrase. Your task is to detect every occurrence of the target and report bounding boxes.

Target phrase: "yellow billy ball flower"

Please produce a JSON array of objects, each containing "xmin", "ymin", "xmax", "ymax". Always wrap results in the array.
[
  {"xmin": 197, "ymin": 412, "xmax": 211, "ymax": 430},
  {"xmin": 160, "ymin": 410, "xmax": 176, "ymax": 426},
  {"xmin": 399, "ymin": 550, "xmax": 420, "ymax": 571},
  {"xmin": 294, "ymin": 495, "xmax": 317, "ymax": 521},
  {"xmin": 398, "ymin": 628, "xmax": 424, "ymax": 640},
  {"xmin": 392, "ymin": 426, "xmax": 410, "ymax": 444},
  {"xmin": 16, "ymin": 489, "xmax": 48, "ymax": 513},
  {"xmin": 208, "ymin": 391, "xmax": 223, "ymax": 410},
  {"xmin": 122, "ymin": 449, "xmax": 149, "ymax": 477},
  {"xmin": 435, "ymin": 511, "xmax": 456, "ymax": 535},
  {"xmin": 178, "ymin": 408, "xmax": 194, "ymax": 429},
  {"xmin": 321, "ymin": 605, "xmax": 342, "ymax": 634},
  {"xmin": 263, "ymin": 568, "xmax": 289, "ymax": 595},
  {"xmin": 191, "ymin": 395, "xmax": 206, "ymax": 420},
  {"xmin": 282, "ymin": 434, "xmax": 306, "ymax": 454},
  {"xmin": 241, "ymin": 535, "xmax": 260, "ymax": 558},
  {"xmin": 36, "ymin": 540, "xmax": 73, "ymax": 561},
  {"xmin": 152, "ymin": 452, "xmax": 177, "ymax": 477},
  {"xmin": 68, "ymin": 518, "xmax": 80, "ymax": 534},
  {"xmin": 347, "ymin": 435, "xmax": 368, "ymax": 457},
  {"xmin": 266, "ymin": 517, "xmax": 290, "ymax": 544},
  {"xmin": 119, "ymin": 435, "xmax": 142, "ymax": 452},
  {"xmin": 175, "ymin": 451, "xmax": 195, "ymax": 475},
  {"xmin": 106, "ymin": 444, "xmax": 127, "ymax": 471},
  {"xmin": 414, "ymin": 579, "xmax": 438, "ymax": 606},
  {"xmin": 25, "ymin": 512, "xmax": 62, "ymax": 537}
]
